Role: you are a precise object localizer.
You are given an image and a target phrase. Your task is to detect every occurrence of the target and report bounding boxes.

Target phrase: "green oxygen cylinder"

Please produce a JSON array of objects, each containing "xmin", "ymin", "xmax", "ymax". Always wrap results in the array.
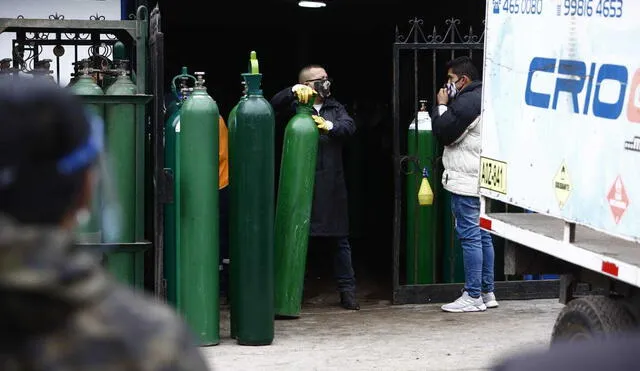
[
  {"xmin": 105, "ymin": 59, "xmax": 137, "ymax": 245},
  {"xmin": 163, "ymin": 67, "xmax": 196, "ymax": 308},
  {"xmin": 103, "ymin": 41, "xmax": 130, "ymax": 91},
  {"xmin": 178, "ymin": 71, "xmax": 220, "ymax": 346},
  {"xmin": 104, "ymin": 59, "xmax": 137, "ymax": 287},
  {"xmin": 227, "ymin": 81, "xmax": 247, "ymax": 340},
  {"xmin": 273, "ymin": 94, "xmax": 319, "ymax": 318},
  {"xmin": 0, "ymin": 59, "xmax": 18, "ymax": 82},
  {"xmin": 29, "ymin": 59, "xmax": 56, "ymax": 83},
  {"xmin": 231, "ymin": 51, "xmax": 275, "ymax": 346},
  {"xmin": 405, "ymin": 101, "xmax": 437, "ymax": 284},
  {"xmin": 70, "ymin": 59, "xmax": 104, "ymax": 243},
  {"xmin": 66, "ymin": 61, "xmax": 80, "ymax": 88}
]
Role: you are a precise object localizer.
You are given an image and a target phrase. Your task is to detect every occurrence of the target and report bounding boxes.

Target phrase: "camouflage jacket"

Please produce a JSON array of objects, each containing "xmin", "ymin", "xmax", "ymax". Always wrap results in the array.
[{"xmin": 0, "ymin": 214, "xmax": 210, "ymax": 371}]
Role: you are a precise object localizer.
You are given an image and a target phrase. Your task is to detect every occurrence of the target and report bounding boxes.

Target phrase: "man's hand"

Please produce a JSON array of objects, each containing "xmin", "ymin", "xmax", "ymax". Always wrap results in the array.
[
  {"xmin": 437, "ymin": 88, "xmax": 449, "ymax": 106},
  {"xmin": 292, "ymin": 84, "xmax": 316, "ymax": 104},
  {"xmin": 312, "ymin": 115, "xmax": 333, "ymax": 132}
]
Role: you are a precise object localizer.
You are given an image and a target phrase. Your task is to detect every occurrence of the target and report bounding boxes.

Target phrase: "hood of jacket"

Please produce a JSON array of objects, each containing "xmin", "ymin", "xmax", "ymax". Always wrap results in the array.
[{"xmin": 0, "ymin": 214, "xmax": 110, "ymax": 335}]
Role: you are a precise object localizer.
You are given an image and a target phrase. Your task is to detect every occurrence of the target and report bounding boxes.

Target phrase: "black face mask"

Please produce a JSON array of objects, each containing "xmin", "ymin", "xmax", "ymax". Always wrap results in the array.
[{"xmin": 311, "ymin": 79, "xmax": 331, "ymax": 98}]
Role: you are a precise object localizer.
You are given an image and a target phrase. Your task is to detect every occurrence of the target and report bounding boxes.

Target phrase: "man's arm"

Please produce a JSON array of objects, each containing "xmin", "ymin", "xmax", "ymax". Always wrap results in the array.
[
  {"xmin": 432, "ymin": 93, "xmax": 481, "ymax": 146},
  {"xmin": 270, "ymin": 86, "xmax": 296, "ymax": 112},
  {"xmin": 327, "ymin": 103, "xmax": 356, "ymax": 139}
]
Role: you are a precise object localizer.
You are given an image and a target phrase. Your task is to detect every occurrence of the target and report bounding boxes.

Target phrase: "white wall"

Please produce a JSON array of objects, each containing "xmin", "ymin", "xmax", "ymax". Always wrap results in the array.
[{"xmin": 0, "ymin": 0, "xmax": 121, "ymax": 86}]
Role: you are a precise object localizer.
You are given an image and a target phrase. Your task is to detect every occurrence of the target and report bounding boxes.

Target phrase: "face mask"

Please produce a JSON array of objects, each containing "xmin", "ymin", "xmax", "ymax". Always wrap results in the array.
[
  {"xmin": 446, "ymin": 80, "xmax": 459, "ymax": 99},
  {"xmin": 312, "ymin": 79, "xmax": 331, "ymax": 98}
]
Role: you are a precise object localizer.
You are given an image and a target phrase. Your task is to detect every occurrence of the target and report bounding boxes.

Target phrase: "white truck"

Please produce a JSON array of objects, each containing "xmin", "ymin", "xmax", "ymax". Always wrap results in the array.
[{"xmin": 479, "ymin": 0, "xmax": 640, "ymax": 342}]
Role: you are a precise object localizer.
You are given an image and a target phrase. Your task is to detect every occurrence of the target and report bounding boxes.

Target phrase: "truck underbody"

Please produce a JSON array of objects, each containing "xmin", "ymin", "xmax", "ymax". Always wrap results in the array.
[{"xmin": 481, "ymin": 201, "xmax": 640, "ymax": 342}]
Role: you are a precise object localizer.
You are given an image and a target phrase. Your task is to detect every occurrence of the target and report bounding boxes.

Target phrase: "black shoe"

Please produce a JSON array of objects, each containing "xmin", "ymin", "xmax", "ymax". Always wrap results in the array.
[{"xmin": 340, "ymin": 291, "xmax": 360, "ymax": 310}]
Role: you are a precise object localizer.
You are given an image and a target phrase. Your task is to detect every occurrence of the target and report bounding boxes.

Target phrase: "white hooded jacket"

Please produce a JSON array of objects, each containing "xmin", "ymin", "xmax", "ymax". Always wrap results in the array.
[{"xmin": 431, "ymin": 80, "xmax": 483, "ymax": 197}]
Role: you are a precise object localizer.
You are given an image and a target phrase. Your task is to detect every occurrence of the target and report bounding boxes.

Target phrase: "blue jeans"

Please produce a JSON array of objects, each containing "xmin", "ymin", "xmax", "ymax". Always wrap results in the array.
[{"xmin": 451, "ymin": 194, "xmax": 495, "ymax": 298}]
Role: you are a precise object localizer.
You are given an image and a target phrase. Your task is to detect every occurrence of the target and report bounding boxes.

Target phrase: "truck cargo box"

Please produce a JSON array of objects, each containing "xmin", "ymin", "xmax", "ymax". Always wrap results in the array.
[{"xmin": 480, "ymin": 0, "xmax": 640, "ymax": 243}]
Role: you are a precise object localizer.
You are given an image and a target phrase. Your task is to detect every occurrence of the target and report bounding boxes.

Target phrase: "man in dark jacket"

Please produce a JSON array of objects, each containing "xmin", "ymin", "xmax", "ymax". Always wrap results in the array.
[
  {"xmin": 0, "ymin": 78, "xmax": 210, "ymax": 370},
  {"xmin": 432, "ymin": 56, "xmax": 498, "ymax": 313},
  {"xmin": 271, "ymin": 64, "xmax": 360, "ymax": 310}
]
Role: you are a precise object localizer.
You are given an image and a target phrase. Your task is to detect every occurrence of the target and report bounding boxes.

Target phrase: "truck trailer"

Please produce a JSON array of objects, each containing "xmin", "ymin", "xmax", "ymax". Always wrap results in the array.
[{"xmin": 479, "ymin": 0, "xmax": 640, "ymax": 342}]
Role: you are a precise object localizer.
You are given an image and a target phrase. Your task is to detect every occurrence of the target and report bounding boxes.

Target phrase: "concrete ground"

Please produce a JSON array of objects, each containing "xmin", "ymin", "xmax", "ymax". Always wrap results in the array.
[{"xmin": 201, "ymin": 299, "xmax": 564, "ymax": 371}]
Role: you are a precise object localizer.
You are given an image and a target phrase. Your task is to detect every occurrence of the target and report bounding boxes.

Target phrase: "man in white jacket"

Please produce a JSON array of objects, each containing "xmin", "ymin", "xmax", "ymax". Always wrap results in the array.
[{"xmin": 432, "ymin": 56, "xmax": 498, "ymax": 313}]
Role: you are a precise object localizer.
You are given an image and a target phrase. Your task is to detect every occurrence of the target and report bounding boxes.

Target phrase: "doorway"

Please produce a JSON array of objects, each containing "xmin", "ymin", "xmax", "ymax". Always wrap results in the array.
[{"xmin": 158, "ymin": 0, "xmax": 487, "ymax": 305}]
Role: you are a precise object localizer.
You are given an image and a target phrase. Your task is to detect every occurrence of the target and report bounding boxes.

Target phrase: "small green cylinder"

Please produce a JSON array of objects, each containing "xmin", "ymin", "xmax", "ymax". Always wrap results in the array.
[
  {"xmin": 232, "ymin": 71, "xmax": 275, "ymax": 346},
  {"xmin": 405, "ymin": 111, "xmax": 437, "ymax": 284},
  {"xmin": 178, "ymin": 72, "xmax": 220, "ymax": 346},
  {"xmin": 273, "ymin": 100, "xmax": 318, "ymax": 318},
  {"xmin": 70, "ymin": 70, "xmax": 104, "ymax": 243},
  {"xmin": 163, "ymin": 68, "xmax": 196, "ymax": 308},
  {"xmin": 102, "ymin": 42, "xmax": 126, "ymax": 91}
]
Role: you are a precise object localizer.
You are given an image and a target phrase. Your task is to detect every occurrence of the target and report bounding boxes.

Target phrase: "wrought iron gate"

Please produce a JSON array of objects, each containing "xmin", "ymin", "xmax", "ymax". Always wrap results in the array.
[
  {"xmin": 149, "ymin": 5, "xmax": 166, "ymax": 299},
  {"xmin": 391, "ymin": 17, "xmax": 560, "ymax": 305}
]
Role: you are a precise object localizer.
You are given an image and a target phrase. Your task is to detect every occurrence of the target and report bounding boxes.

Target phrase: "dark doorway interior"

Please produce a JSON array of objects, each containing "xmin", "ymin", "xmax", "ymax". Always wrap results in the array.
[{"xmin": 157, "ymin": 0, "xmax": 487, "ymax": 305}]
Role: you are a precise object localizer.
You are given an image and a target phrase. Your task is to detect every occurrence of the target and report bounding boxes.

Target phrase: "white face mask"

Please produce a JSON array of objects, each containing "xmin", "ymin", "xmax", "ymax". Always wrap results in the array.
[
  {"xmin": 446, "ymin": 81, "xmax": 458, "ymax": 99},
  {"xmin": 446, "ymin": 76, "xmax": 464, "ymax": 99}
]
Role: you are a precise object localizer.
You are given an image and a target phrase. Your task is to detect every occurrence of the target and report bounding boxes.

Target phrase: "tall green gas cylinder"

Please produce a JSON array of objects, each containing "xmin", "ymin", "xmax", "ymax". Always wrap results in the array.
[
  {"xmin": 273, "ymin": 95, "xmax": 318, "ymax": 318},
  {"xmin": 103, "ymin": 59, "xmax": 137, "ymax": 286},
  {"xmin": 178, "ymin": 71, "xmax": 220, "ymax": 346},
  {"xmin": 163, "ymin": 67, "xmax": 195, "ymax": 308},
  {"xmin": 227, "ymin": 81, "xmax": 247, "ymax": 340},
  {"xmin": 406, "ymin": 103, "xmax": 437, "ymax": 284},
  {"xmin": 70, "ymin": 59, "xmax": 104, "ymax": 243},
  {"xmin": 230, "ymin": 51, "xmax": 275, "ymax": 346},
  {"xmin": 105, "ymin": 60, "xmax": 136, "ymax": 241}
]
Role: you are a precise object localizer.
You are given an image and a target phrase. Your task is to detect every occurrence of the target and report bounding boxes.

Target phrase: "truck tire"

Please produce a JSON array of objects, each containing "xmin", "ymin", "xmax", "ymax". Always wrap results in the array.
[{"xmin": 551, "ymin": 296, "xmax": 636, "ymax": 344}]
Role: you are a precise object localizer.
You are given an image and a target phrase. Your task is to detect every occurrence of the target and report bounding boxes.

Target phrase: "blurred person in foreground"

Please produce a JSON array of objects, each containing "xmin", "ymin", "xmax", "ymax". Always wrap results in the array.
[
  {"xmin": 0, "ymin": 78, "xmax": 209, "ymax": 370},
  {"xmin": 493, "ymin": 332, "xmax": 640, "ymax": 371}
]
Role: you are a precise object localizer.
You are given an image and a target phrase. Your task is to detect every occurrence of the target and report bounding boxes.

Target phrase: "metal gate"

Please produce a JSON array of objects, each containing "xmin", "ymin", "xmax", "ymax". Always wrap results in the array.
[
  {"xmin": 391, "ymin": 17, "xmax": 560, "ymax": 305},
  {"xmin": 148, "ymin": 5, "xmax": 166, "ymax": 299}
]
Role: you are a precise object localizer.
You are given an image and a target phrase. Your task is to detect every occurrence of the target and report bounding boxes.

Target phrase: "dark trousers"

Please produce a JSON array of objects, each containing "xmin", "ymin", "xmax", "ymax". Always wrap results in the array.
[{"xmin": 308, "ymin": 236, "xmax": 357, "ymax": 293}]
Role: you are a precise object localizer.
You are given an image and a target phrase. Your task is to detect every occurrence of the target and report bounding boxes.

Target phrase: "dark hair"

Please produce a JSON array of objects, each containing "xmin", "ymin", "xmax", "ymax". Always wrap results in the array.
[
  {"xmin": 0, "ymin": 78, "xmax": 92, "ymax": 225},
  {"xmin": 446, "ymin": 56, "xmax": 480, "ymax": 81},
  {"xmin": 298, "ymin": 64, "xmax": 326, "ymax": 83}
]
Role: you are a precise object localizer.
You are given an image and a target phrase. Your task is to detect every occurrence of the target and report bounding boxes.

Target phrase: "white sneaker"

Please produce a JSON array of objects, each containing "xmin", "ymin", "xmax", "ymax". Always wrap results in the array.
[
  {"xmin": 441, "ymin": 291, "xmax": 487, "ymax": 313},
  {"xmin": 482, "ymin": 292, "xmax": 499, "ymax": 308}
]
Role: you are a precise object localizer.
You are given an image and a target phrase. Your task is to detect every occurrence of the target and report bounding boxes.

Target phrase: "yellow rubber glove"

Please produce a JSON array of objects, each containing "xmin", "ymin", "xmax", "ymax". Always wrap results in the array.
[
  {"xmin": 292, "ymin": 84, "xmax": 316, "ymax": 104},
  {"xmin": 312, "ymin": 115, "xmax": 334, "ymax": 132}
]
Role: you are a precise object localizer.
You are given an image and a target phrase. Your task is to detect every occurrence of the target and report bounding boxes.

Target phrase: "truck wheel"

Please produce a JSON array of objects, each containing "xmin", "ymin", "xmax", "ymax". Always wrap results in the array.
[{"xmin": 551, "ymin": 296, "xmax": 636, "ymax": 344}]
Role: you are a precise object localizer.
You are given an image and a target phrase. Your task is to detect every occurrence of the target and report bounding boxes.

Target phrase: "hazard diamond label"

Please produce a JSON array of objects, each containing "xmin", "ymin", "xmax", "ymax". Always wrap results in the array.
[
  {"xmin": 607, "ymin": 175, "xmax": 630, "ymax": 225},
  {"xmin": 553, "ymin": 161, "xmax": 571, "ymax": 209}
]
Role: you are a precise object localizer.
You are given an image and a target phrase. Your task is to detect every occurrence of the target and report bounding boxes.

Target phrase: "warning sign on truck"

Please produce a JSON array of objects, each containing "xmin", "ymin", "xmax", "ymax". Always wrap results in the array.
[
  {"xmin": 607, "ymin": 175, "xmax": 629, "ymax": 225},
  {"xmin": 553, "ymin": 161, "xmax": 571, "ymax": 209}
]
